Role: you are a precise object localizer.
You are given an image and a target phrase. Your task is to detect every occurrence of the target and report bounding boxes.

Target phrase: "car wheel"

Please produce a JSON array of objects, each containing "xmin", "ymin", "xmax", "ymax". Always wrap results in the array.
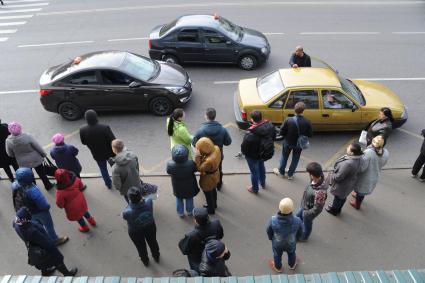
[
  {"xmin": 58, "ymin": 102, "xmax": 83, "ymax": 121},
  {"xmin": 162, "ymin": 54, "xmax": 179, "ymax": 64},
  {"xmin": 238, "ymin": 54, "xmax": 257, "ymax": 70},
  {"xmin": 149, "ymin": 97, "xmax": 173, "ymax": 116}
]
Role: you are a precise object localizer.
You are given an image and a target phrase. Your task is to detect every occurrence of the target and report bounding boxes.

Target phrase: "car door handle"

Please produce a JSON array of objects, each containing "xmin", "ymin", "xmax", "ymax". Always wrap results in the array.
[
  {"xmin": 205, "ymin": 48, "xmax": 210, "ymax": 51},
  {"xmin": 287, "ymin": 114, "xmax": 294, "ymax": 117},
  {"xmin": 104, "ymin": 89, "xmax": 114, "ymax": 92},
  {"xmin": 322, "ymin": 114, "xmax": 330, "ymax": 117}
]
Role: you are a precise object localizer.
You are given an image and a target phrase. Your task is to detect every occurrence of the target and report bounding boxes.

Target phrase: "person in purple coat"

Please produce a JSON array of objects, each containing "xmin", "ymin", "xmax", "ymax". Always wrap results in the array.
[{"xmin": 50, "ymin": 133, "xmax": 82, "ymax": 177}]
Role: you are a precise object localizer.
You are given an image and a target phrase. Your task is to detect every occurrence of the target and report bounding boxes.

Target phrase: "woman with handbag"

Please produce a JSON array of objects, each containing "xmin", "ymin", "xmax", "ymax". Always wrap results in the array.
[
  {"xmin": 13, "ymin": 207, "xmax": 78, "ymax": 276},
  {"xmin": 366, "ymin": 107, "xmax": 394, "ymax": 145},
  {"xmin": 5, "ymin": 122, "xmax": 55, "ymax": 191}
]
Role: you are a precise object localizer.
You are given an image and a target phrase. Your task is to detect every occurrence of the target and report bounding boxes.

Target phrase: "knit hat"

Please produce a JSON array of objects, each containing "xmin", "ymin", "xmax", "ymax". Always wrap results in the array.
[
  {"xmin": 16, "ymin": 207, "xmax": 32, "ymax": 222},
  {"xmin": 193, "ymin": 207, "xmax": 209, "ymax": 225},
  {"xmin": 127, "ymin": 186, "xmax": 142, "ymax": 204},
  {"xmin": 85, "ymin": 109, "xmax": 98, "ymax": 126},
  {"xmin": 54, "ymin": 169, "xmax": 75, "ymax": 189},
  {"xmin": 52, "ymin": 133, "xmax": 65, "ymax": 145},
  {"xmin": 16, "ymin": 168, "xmax": 34, "ymax": 186},
  {"xmin": 279, "ymin": 198, "xmax": 294, "ymax": 214},
  {"xmin": 372, "ymin": 135, "xmax": 385, "ymax": 148},
  {"xmin": 8, "ymin": 122, "xmax": 22, "ymax": 136},
  {"xmin": 205, "ymin": 239, "xmax": 226, "ymax": 258}
]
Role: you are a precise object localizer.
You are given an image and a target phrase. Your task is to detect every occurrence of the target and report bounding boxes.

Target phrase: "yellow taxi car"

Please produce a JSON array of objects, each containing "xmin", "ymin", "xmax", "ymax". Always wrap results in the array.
[{"xmin": 234, "ymin": 62, "xmax": 408, "ymax": 131}]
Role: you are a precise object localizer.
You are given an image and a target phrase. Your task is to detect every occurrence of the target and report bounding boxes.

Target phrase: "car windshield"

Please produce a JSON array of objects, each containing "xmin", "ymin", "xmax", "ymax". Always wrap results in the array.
[
  {"xmin": 160, "ymin": 19, "xmax": 178, "ymax": 36},
  {"xmin": 217, "ymin": 17, "xmax": 242, "ymax": 41},
  {"xmin": 339, "ymin": 76, "xmax": 366, "ymax": 105},
  {"xmin": 120, "ymin": 53, "xmax": 159, "ymax": 81},
  {"xmin": 257, "ymin": 71, "xmax": 285, "ymax": 103}
]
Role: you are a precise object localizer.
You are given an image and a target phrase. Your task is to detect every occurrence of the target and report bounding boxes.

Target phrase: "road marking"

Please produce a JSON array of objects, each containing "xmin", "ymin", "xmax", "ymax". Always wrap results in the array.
[
  {"xmin": 323, "ymin": 136, "xmax": 357, "ymax": 170},
  {"xmin": 300, "ymin": 31, "xmax": 380, "ymax": 35},
  {"xmin": 214, "ymin": 81, "xmax": 239, "ymax": 85},
  {"xmin": 263, "ymin": 32, "xmax": 285, "ymax": 35},
  {"xmin": 36, "ymin": 1, "xmax": 425, "ymax": 16},
  {"xmin": 1, "ymin": 2, "xmax": 48, "ymax": 8},
  {"xmin": 0, "ymin": 8, "xmax": 41, "ymax": 14},
  {"xmin": 107, "ymin": 37, "xmax": 148, "ymax": 42},
  {"xmin": 397, "ymin": 128, "xmax": 423, "ymax": 140},
  {"xmin": 0, "ymin": 14, "xmax": 33, "ymax": 20},
  {"xmin": 43, "ymin": 128, "xmax": 82, "ymax": 150},
  {"xmin": 0, "ymin": 89, "xmax": 37, "ymax": 94},
  {"xmin": 3, "ymin": 0, "xmax": 47, "ymax": 2},
  {"xmin": 0, "ymin": 37, "xmax": 8, "ymax": 42},
  {"xmin": 392, "ymin": 31, "xmax": 425, "ymax": 34},
  {"xmin": 0, "ymin": 29, "xmax": 17, "ymax": 34},
  {"xmin": 0, "ymin": 21, "xmax": 26, "ymax": 26},
  {"xmin": 18, "ymin": 40, "xmax": 94, "ymax": 48}
]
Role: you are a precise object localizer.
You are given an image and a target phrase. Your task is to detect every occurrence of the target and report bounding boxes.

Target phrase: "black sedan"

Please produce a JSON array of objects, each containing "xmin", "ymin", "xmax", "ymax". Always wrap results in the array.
[
  {"xmin": 39, "ymin": 51, "xmax": 192, "ymax": 120},
  {"xmin": 148, "ymin": 14, "xmax": 271, "ymax": 70}
]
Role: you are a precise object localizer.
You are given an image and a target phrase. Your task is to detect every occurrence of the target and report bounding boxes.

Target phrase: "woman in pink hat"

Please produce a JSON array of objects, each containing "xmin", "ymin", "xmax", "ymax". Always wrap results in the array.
[{"xmin": 50, "ymin": 133, "xmax": 83, "ymax": 178}]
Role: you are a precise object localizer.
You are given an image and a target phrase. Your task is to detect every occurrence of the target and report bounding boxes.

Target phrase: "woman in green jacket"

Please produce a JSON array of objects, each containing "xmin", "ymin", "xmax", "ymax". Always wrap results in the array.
[{"xmin": 167, "ymin": 108, "xmax": 193, "ymax": 158}]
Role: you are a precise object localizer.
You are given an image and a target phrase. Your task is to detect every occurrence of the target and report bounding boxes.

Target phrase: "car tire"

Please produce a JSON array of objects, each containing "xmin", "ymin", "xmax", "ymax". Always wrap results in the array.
[
  {"xmin": 149, "ymin": 97, "xmax": 174, "ymax": 116},
  {"xmin": 58, "ymin": 102, "xmax": 83, "ymax": 121},
  {"xmin": 162, "ymin": 54, "xmax": 179, "ymax": 65},
  {"xmin": 238, "ymin": 54, "xmax": 258, "ymax": 70}
]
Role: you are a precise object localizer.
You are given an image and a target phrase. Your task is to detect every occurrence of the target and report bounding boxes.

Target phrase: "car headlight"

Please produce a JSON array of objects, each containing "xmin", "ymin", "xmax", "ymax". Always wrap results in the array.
[
  {"xmin": 166, "ymin": 87, "xmax": 187, "ymax": 94},
  {"xmin": 261, "ymin": 47, "xmax": 268, "ymax": 54},
  {"xmin": 401, "ymin": 106, "xmax": 408, "ymax": 119}
]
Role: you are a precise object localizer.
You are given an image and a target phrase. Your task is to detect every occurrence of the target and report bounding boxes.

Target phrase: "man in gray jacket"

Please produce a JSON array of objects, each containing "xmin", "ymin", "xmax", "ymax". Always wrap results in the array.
[
  {"xmin": 111, "ymin": 139, "xmax": 141, "ymax": 203},
  {"xmin": 326, "ymin": 142, "xmax": 363, "ymax": 216}
]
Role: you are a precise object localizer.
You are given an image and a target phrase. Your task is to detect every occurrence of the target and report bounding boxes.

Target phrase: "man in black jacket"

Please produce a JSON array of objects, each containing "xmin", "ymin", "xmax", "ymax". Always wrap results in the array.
[
  {"xmin": 273, "ymin": 102, "xmax": 313, "ymax": 180},
  {"xmin": 79, "ymin": 110, "xmax": 116, "ymax": 189},
  {"xmin": 178, "ymin": 207, "xmax": 224, "ymax": 273},
  {"xmin": 289, "ymin": 46, "xmax": 311, "ymax": 68},
  {"xmin": 192, "ymin": 108, "xmax": 232, "ymax": 190},
  {"xmin": 411, "ymin": 129, "xmax": 425, "ymax": 181},
  {"xmin": 241, "ymin": 111, "xmax": 276, "ymax": 194},
  {"xmin": 199, "ymin": 239, "xmax": 231, "ymax": 277},
  {"xmin": 0, "ymin": 119, "xmax": 18, "ymax": 182}
]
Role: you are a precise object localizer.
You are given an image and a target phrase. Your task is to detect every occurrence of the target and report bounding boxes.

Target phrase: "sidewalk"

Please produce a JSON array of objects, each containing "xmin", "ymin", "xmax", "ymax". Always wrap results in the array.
[{"xmin": 0, "ymin": 169, "xmax": 424, "ymax": 277}]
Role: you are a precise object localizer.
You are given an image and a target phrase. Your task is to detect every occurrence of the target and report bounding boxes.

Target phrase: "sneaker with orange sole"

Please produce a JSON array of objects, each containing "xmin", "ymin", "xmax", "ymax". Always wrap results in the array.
[
  {"xmin": 289, "ymin": 257, "xmax": 298, "ymax": 270},
  {"xmin": 268, "ymin": 259, "xmax": 283, "ymax": 273},
  {"xmin": 87, "ymin": 217, "xmax": 97, "ymax": 226}
]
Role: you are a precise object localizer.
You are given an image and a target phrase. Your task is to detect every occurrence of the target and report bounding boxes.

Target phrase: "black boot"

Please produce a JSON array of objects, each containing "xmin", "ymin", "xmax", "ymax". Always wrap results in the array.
[
  {"xmin": 56, "ymin": 263, "xmax": 78, "ymax": 276},
  {"xmin": 41, "ymin": 266, "xmax": 56, "ymax": 276}
]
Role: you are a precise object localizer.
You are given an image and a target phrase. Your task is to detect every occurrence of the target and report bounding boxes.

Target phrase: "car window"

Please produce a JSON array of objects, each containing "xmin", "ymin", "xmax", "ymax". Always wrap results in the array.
[
  {"xmin": 285, "ymin": 90, "xmax": 319, "ymax": 109},
  {"xmin": 160, "ymin": 19, "xmax": 178, "ymax": 36},
  {"xmin": 322, "ymin": 90, "xmax": 354, "ymax": 109},
  {"xmin": 204, "ymin": 30, "xmax": 227, "ymax": 44},
  {"xmin": 177, "ymin": 29, "xmax": 200, "ymax": 43},
  {"xmin": 269, "ymin": 92, "xmax": 288, "ymax": 109},
  {"xmin": 257, "ymin": 71, "xmax": 285, "ymax": 103},
  {"xmin": 101, "ymin": 70, "xmax": 134, "ymax": 85},
  {"xmin": 67, "ymin": 71, "xmax": 98, "ymax": 85}
]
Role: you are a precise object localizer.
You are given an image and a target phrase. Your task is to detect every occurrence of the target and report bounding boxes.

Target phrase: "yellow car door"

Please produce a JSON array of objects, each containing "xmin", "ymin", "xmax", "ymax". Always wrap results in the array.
[
  {"xmin": 262, "ymin": 91, "xmax": 289, "ymax": 124},
  {"xmin": 283, "ymin": 89, "xmax": 323, "ymax": 130}
]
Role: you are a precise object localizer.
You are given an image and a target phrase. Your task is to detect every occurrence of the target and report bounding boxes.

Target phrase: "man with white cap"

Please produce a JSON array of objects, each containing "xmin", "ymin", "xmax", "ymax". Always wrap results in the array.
[{"xmin": 266, "ymin": 198, "xmax": 303, "ymax": 273}]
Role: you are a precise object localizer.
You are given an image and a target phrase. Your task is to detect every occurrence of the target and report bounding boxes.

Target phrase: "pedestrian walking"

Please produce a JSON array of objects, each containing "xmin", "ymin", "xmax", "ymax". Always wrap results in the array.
[
  {"xmin": 411, "ymin": 129, "xmax": 425, "ymax": 182},
  {"xmin": 110, "ymin": 139, "xmax": 142, "ymax": 203},
  {"xmin": 166, "ymin": 144, "xmax": 199, "ymax": 217},
  {"xmin": 326, "ymin": 142, "xmax": 363, "ymax": 216},
  {"xmin": 289, "ymin": 45, "xmax": 311, "ymax": 68},
  {"xmin": 13, "ymin": 207, "xmax": 78, "ymax": 276},
  {"xmin": 79, "ymin": 110, "xmax": 116, "ymax": 189},
  {"xmin": 167, "ymin": 108, "xmax": 193, "ymax": 158},
  {"xmin": 267, "ymin": 198, "xmax": 302, "ymax": 273},
  {"xmin": 50, "ymin": 133, "xmax": 82, "ymax": 177},
  {"xmin": 351, "ymin": 136, "xmax": 389, "ymax": 209},
  {"xmin": 199, "ymin": 239, "xmax": 231, "ymax": 277},
  {"xmin": 12, "ymin": 167, "xmax": 69, "ymax": 245},
  {"xmin": 273, "ymin": 102, "xmax": 313, "ymax": 180},
  {"xmin": 122, "ymin": 187, "xmax": 160, "ymax": 266},
  {"xmin": 54, "ymin": 169, "xmax": 97, "ymax": 232},
  {"xmin": 241, "ymin": 110, "xmax": 275, "ymax": 194},
  {"xmin": 0, "ymin": 0, "xmax": 3, "ymax": 5},
  {"xmin": 366, "ymin": 107, "xmax": 393, "ymax": 145},
  {"xmin": 178, "ymin": 207, "xmax": 224, "ymax": 272},
  {"xmin": 194, "ymin": 137, "xmax": 221, "ymax": 214},
  {"xmin": 0, "ymin": 119, "xmax": 18, "ymax": 182},
  {"xmin": 192, "ymin": 108, "xmax": 232, "ymax": 190},
  {"xmin": 296, "ymin": 162, "xmax": 328, "ymax": 241},
  {"xmin": 5, "ymin": 122, "xmax": 55, "ymax": 190}
]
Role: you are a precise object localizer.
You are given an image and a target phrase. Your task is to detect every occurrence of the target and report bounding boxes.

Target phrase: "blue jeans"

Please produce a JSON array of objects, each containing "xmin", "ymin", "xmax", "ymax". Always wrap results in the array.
[
  {"xmin": 296, "ymin": 208, "xmax": 313, "ymax": 240},
  {"xmin": 33, "ymin": 210, "xmax": 59, "ymax": 242},
  {"xmin": 96, "ymin": 159, "xmax": 112, "ymax": 188},
  {"xmin": 77, "ymin": 211, "xmax": 92, "ymax": 226},
  {"xmin": 272, "ymin": 244, "xmax": 296, "ymax": 269},
  {"xmin": 176, "ymin": 197, "xmax": 194, "ymax": 215},
  {"xmin": 278, "ymin": 143, "xmax": 302, "ymax": 177},
  {"xmin": 246, "ymin": 157, "xmax": 266, "ymax": 192}
]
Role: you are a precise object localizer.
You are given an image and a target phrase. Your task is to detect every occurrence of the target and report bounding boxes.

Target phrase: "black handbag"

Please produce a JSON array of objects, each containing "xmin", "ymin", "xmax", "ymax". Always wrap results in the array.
[{"xmin": 42, "ymin": 157, "xmax": 58, "ymax": 177}]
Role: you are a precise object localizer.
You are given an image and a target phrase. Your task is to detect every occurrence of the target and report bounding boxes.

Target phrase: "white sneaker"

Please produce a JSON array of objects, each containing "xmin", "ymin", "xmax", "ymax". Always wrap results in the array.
[
  {"xmin": 411, "ymin": 174, "xmax": 418, "ymax": 178},
  {"xmin": 287, "ymin": 175, "xmax": 294, "ymax": 180},
  {"xmin": 419, "ymin": 178, "xmax": 425, "ymax": 182},
  {"xmin": 273, "ymin": 168, "xmax": 285, "ymax": 178}
]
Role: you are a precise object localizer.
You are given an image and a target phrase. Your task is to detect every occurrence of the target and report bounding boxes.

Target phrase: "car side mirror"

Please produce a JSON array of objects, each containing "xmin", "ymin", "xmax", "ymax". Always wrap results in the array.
[
  {"xmin": 351, "ymin": 104, "xmax": 358, "ymax": 112},
  {"xmin": 129, "ymin": 81, "xmax": 142, "ymax": 88}
]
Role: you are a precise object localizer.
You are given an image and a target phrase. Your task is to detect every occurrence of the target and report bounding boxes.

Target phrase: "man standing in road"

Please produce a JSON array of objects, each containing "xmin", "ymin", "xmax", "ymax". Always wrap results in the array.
[
  {"xmin": 192, "ymin": 108, "xmax": 232, "ymax": 190},
  {"xmin": 111, "ymin": 139, "xmax": 142, "ymax": 203},
  {"xmin": 289, "ymin": 46, "xmax": 311, "ymax": 68},
  {"xmin": 79, "ymin": 110, "xmax": 116, "ymax": 189},
  {"xmin": 273, "ymin": 102, "xmax": 313, "ymax": 180}
]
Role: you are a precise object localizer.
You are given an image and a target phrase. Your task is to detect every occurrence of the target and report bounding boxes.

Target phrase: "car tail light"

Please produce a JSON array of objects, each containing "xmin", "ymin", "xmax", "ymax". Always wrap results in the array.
[
  {"xmin": 39, "ymin": 89, "xmax": 53, "ymax": 96},
  {"xmin": 148, "ymin": 39, "xmax": 152, "ymax": 49},
  {"xmin": 241, "ymin": 110, "xmax": 247, "ymax": 120}
]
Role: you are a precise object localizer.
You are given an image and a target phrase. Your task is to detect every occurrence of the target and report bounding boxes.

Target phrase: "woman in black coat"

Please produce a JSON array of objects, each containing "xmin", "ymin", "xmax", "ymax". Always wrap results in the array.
[
  {"xmin": 366, "ymin": 107, "xmax": 394, "ymax": 145},
  {"xmin": 13, "ymin": 207, "xmax": 78, "ymax": 276},
  {"xmin": 0, "ymin": 120, "xmax": 18, "ymax": 182},
  {"xmin": 166, "ymin": 144, "xmax": 199, "ymax": 217}
]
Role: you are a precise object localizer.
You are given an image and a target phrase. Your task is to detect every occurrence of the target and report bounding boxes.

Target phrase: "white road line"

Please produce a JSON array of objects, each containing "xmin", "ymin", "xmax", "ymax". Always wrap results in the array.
[
  {"xmin": 0, "ymin": 37, "xmax": 8, "ymax": 42},
  {"xmin": 214, "ymin": 77, "xmax": 425, "ymax": 84},
  {"xmin": 0, "ymin": 89, "xmax": 37, "ymax": 94},
  {"xmin": 107, "ymin": 37, "xmax": 148, "ymax": 42},
  {"xmin": 0, "ymin": 14, "xmax": 33, "ymax": 19},
  {"xmin": 0, "ymin": 8, "xmax": 41, "ymax": 14},
  {"xmin": 0, "ymin": 29, "xmax": 17, "ymax": 34},
  {"xmin": 214, "ymin": 81, "xmax": 238, "ymax": 84},
  {"xmin": 2, "ymin": 0, "xmax": 46, "ymax": 2},
  {"xmin": 263, "ymin": 32, "xmax": 285, "ymax": 35},
  {"xmin": 1, "ymin": 2, "xmax": 48, "ymax": 8},
  {"xmin": 18, "ymin": 40, "xmax": 94, "ymax": 48},
  {"xmin": 36, "ymin": 1, "xmax": 425, "ymax": 16},
  {"xmin": 300, "ymin": 31, "xmax": 380, "ymax": 35},
  {"xmin": 0, "ymin": 21, "xmax": 26, "ymax": 26},
  {"xmin": 392, "ymin": 31, "xmax": 425, "ymax": 34}
]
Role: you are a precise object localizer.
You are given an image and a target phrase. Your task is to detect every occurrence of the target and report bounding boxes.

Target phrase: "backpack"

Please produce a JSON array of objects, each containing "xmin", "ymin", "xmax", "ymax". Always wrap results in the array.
[
  {"xmin": 259, "ymin": 134, "xmax": 275, "ymax": 161},
  {"xmin": 12, "ymin": 185, "xmax": 30, "ymax": 212}
]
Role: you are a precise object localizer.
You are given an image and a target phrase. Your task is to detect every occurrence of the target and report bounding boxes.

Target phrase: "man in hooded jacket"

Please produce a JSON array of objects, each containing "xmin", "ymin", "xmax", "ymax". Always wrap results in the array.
[
  {"xmin": 79, "ymin": 110, "xmax": 116, "ymax": 189},
  {"xmin": 199, "ymin": 239, "xmax": 231, "ymax": 277}
]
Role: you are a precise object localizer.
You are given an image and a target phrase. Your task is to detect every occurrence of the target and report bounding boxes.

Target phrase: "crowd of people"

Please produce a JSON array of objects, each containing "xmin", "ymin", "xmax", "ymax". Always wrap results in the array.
[{"xmin": 0, "ymin": 49, "xmax": 424, "ymax": 275}]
